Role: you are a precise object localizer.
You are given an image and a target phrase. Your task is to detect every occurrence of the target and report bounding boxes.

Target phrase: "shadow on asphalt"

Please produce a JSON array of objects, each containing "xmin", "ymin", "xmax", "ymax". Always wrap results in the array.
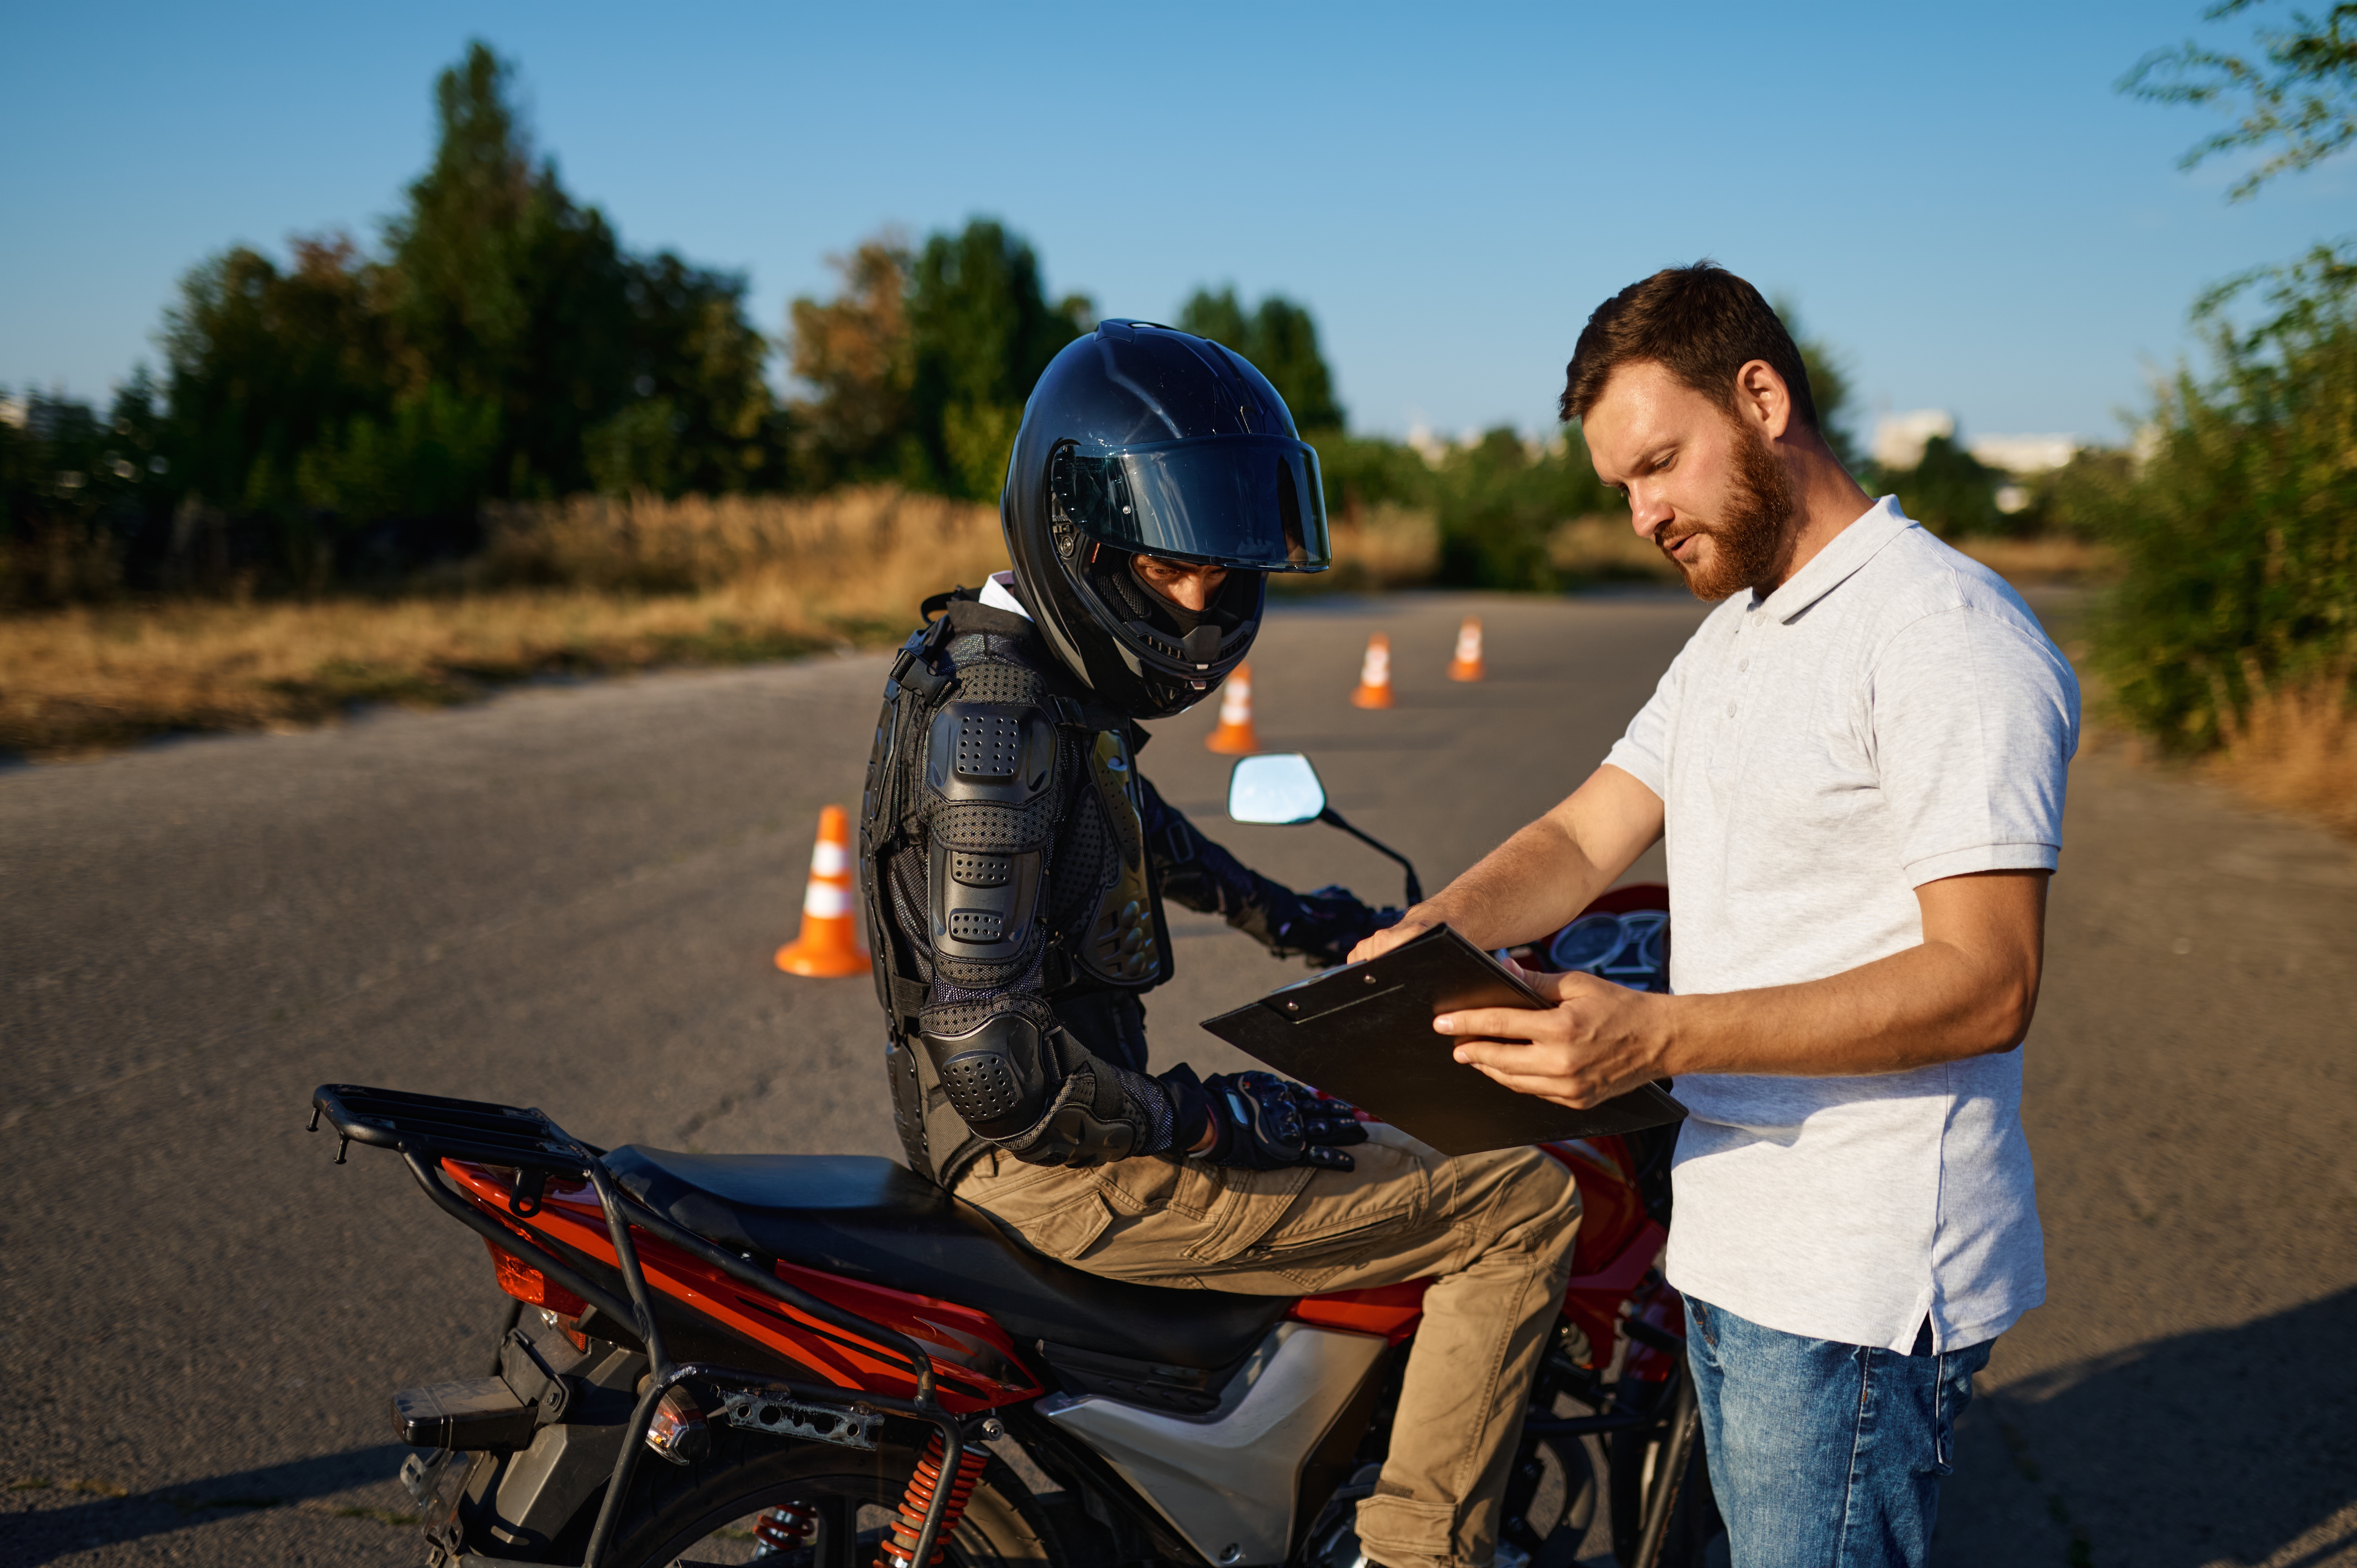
[
  {"xmin": 1938, "ymin": 1287, "xmax": 2357, "ymax": 1566},
  {"xmin": 5, "ymin": 1443, "xmax": 411, "ymax": 1564}
]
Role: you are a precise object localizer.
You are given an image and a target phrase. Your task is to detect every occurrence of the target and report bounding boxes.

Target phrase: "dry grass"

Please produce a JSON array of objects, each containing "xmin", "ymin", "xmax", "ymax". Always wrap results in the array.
[
  {"xmin": 1274, "ymin": 503, "xmax": 1442, "ymax": 593},
  {"xmin": 479, "ymin": 485, "xmax": 1005, "ymax": 598},
  {"xmin": 1551, "ymin": 515, "xmax": 1682, "ymax": 584},
  {"xmin": 2, "ymin": 487, "xmax": 1006, "ymax": 756},
  {"xmin": 1950, "ymin": 535, "xmax": 2117, "ymax": 584},
  {"xmin": 2206, "ymin": 671, "xmax": 2357, "ymax": 838}
]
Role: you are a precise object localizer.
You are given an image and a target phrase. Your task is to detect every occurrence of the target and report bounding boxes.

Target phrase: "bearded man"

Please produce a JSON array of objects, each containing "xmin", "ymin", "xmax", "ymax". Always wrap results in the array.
[{"xmin": 1351, "ymin": 263, "xmax": 2078, "ymax": 1568}]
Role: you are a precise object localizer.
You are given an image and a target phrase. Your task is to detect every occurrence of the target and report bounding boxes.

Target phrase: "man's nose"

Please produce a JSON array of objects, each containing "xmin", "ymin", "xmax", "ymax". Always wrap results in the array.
[
  {"xmin": 1170, "ymin": 576, "xmax": 1211, "ymax": 611},
  {"xmin": 1629, "ymin": 491, "xmax": 1673, "ymax": 541}
]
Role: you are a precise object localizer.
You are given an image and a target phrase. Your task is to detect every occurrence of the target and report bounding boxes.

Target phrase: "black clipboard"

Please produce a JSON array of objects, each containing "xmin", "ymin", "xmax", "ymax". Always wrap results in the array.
[{"xmin": 1199, "ymin": 925, "xmax": 1687, "ymax": 1156}]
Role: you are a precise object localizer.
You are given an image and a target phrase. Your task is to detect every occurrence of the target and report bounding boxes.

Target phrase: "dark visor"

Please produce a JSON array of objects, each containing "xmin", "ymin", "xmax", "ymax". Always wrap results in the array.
[{"xmin": 1052, "ymin": 436, "xmax": 1331, "ymax": 570}]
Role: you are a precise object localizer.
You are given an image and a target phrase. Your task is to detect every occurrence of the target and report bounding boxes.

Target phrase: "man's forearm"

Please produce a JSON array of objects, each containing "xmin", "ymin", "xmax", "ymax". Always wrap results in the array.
[
  {"xmin": 1438, "ymin": 870, "xmax": 2050, "ymax": 1109},
  {"xmin": 1422, "ymin": 816, "xmax": 1617, "ymax": 950},
  {"xmin": 1363, "ymin": 764, "xmax": 1666, "ymax": 959}
]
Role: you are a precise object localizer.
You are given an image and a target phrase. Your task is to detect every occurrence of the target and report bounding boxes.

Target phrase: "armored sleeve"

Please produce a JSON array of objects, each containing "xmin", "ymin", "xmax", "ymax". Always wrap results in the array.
[
  {"xmin": 1141, "ymin": 776, "xmax": 1387, "ymax": 968},
  {"xmin": 914, "ymin": 685, "xmax": 1185, "ymax": 1168}
]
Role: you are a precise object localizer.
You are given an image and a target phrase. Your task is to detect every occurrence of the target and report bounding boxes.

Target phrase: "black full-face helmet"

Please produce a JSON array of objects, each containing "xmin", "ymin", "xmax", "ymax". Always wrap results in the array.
[{"xmin": 1001, "ymin": 321, "xmax": 1331, "ymax": 719}]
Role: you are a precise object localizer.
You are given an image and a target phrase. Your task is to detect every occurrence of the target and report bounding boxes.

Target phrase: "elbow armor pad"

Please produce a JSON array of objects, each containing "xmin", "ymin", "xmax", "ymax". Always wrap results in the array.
[
  {"xmin": 921, "ymin": 1012, "xmax": 1052, "ymax": 1142},
  {"xmin": 920, "ymin": 1011, "xmax": 1142, "ymax": 1167}
]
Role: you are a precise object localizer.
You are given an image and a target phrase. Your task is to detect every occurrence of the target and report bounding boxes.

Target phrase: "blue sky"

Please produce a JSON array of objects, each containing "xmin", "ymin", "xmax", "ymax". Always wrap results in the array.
[{"xmin": 3, "ymin": 1, "xmax": 2349, "ymax": 448}]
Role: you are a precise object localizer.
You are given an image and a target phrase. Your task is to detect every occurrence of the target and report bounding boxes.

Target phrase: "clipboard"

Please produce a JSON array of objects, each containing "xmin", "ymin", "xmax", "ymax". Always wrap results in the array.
[{"xmin": 1199, "ymin": 925, "xmax": 1687, "ymax": 1156}]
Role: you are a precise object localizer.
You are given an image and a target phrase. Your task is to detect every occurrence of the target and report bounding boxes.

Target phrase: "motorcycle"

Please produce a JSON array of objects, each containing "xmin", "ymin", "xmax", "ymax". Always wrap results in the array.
[{"xmin": 313, "ymin": 754, "xmax": 1721, "ymax": 1568}]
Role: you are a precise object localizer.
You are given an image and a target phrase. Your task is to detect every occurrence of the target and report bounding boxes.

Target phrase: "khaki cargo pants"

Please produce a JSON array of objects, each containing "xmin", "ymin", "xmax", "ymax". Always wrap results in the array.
[{"xmin": 957, "ymin": 1125, "xmax": 1581, "ymax": 1568}]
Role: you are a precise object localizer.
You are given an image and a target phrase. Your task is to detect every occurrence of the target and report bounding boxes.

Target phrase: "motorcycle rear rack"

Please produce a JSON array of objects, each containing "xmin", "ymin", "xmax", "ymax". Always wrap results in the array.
[{"xmin": 311, "ymin": 1083, "xmax": 974, "ymax": 1568}]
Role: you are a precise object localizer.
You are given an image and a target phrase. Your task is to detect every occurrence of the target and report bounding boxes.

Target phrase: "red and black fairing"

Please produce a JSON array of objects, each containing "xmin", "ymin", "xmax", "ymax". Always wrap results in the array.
[{"xmin": 445, "ymin": 1160, "xmax": 1045, "ymax": 1412}]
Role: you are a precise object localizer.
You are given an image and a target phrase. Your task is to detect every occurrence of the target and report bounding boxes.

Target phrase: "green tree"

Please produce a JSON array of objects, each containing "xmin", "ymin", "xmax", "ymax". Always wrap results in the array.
[
  {"xmin": 2065, "ymin": 250, "xmax": 2357, "ymax": 748},
  {"xmin": 1426, "ymin": 426, "xmax": 1627, "ymax": 591},
  {"xmin": 163, "ymin": 235, "xmax": 395, "ymax": 521},
  {"xmin": 589, "ymin": 252, "xmax": 785, "ymax": 496},
  {"xmin": 1177, "ymin": 288, "xmax": 1346, "ymax": 430},
  {"xmin": 1772, "ymin": 298, "xmax": 1861, "ymax": 471},
  {"xmin": 2124, "ymin": 0, "xmax": 2357, "ymax": 200},
  {"xmin": 2083, "ymin": 3, "xmax": 2357, "ymax": 749},
  {"xmin": 1306, "ymin": 431, "xmax": 1435, "ymax": 524},
  {"xmin": 906, "ymin": 220, "xmax": 1091, "ymax": 498},
  {"xmin": 1882, "ymin": 433, "xmax": 2005, "ymax": 537},
  {"xmin": 147, "ymin": 37, "xmax": 783, "ymax": 586},
  {"xmin": 382, "ymin": 42, "xmax": 640, "ymax": 500},
  {"xmin": 786, "ymin": 238, "xmax": 914, "ymax": 491},
  {"xmin": 0, "ymin": 374, "xmax": 180, "ymax": 604}
]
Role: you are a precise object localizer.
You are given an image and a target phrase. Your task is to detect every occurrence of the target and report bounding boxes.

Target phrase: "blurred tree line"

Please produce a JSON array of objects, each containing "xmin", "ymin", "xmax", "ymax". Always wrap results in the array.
[
  {"xmin": 6, "ymin": 37, "xmax": 1913, "ymax": 608},
  {"xmin": 3, "ymin": 42, "xmax": 783, "ymax": 603}
]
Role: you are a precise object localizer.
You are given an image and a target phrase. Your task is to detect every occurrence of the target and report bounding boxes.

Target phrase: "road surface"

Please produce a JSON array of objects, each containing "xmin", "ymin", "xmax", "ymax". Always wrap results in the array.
[{"xmin": 3, "ymin": 591, "xmax": 2351, "ymax": 1567}]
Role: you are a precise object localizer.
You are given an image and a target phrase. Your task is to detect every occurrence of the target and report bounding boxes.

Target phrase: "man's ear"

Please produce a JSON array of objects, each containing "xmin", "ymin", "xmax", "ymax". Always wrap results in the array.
[{"xmin": 1733, "ymin": 359, "xmax": 1793, "ymax": 441}]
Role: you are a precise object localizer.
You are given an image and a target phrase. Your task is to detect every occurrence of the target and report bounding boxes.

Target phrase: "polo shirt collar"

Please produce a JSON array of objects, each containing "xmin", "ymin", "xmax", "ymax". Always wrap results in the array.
[{"xmin": 1752, "ymin": 496, "xmax": 1916, "ymax": 623}]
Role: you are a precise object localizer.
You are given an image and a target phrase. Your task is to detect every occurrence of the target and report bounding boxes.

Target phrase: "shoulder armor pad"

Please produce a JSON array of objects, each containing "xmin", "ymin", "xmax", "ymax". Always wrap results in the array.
[
  {"xmin": 923, "ymin": 701, "xmax": 1059, "ymax": 968},
  {"xmin": 927, "ymin": 702, "xmax": 1057, "ymax": 805}
]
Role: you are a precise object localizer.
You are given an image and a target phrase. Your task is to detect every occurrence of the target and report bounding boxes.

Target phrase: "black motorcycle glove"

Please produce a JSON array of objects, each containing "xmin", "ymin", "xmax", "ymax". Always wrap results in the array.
[
  {"xmin": 1269, "ymin": 885, "xmax": 1403, "ymax": 969},
  {"xmin": 1182, "ymin": 1068, "xmax": 1368, "ymax": 1171}
]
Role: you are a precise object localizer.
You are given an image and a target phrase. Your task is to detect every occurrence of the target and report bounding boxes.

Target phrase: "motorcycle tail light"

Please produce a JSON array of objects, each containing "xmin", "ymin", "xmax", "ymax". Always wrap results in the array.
[{"xmin": 484, "ymin": 1238, "xmax": 587, "ymax": 1317}]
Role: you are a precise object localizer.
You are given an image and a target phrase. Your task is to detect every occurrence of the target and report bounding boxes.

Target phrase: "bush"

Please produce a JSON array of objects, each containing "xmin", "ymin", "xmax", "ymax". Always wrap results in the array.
[{"xmin": 2064, "ymin": 245, "xmax": 2357, "ymax": 751}]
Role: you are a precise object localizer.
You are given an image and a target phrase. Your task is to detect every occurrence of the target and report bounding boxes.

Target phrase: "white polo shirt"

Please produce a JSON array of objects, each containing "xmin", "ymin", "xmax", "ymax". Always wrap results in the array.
[{"xmin": 1603, "ymin": 497, "xmax": 2079, "ymax": 1353}]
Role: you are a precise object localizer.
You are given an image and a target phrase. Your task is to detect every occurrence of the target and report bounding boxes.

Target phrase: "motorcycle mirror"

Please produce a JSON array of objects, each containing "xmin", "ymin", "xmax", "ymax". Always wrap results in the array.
[{"xmin": 1227, "ymin": 753, "xmax": 1327, "ymax": 826}]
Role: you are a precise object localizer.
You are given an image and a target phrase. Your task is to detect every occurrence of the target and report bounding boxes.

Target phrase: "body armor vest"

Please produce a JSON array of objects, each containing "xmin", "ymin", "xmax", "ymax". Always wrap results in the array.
[{"xmin": 858, "ymin": 591, "xmax": 1175, "ymax": 1187}]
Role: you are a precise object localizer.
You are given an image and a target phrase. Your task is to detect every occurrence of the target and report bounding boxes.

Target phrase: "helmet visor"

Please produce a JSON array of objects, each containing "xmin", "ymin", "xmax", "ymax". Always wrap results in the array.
[{"xmin": 1054, "ymin": 436, "xmax": 1331, "ymax": 570}]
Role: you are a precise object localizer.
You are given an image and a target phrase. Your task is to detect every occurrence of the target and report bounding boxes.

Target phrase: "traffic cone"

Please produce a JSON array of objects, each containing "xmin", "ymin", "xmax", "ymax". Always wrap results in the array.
[
  {"xmin": 774, "ymin": 805, "xmax": 871, "ymax": 977},
  {"xmin": 1448, "ymin": 617, "xmax": 1486, "ymax": 682},
  {"xmin": 1205, "ymin": 663, "xmax": 1261, "ymax": 754},
  {"xmin": 1350, "ymin": 634, "xmax": 1395, "ymax": 709}
]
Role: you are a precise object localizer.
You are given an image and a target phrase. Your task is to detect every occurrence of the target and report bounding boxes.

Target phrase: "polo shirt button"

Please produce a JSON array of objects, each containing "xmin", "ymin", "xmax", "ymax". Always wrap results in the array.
[
  {"xmin": 1740, "ymin": 659, "xmax": 1749, "ymax": 671},
  {"xmin": 1726, "ymin": 702, "xmax": 1737, "ymax": 717}
]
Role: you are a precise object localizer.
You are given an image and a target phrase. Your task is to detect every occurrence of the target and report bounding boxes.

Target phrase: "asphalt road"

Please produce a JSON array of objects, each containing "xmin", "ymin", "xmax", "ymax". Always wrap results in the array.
[{"xmin": 3, "ymin": 591, "xmax": 2351, "ymax": 1568}]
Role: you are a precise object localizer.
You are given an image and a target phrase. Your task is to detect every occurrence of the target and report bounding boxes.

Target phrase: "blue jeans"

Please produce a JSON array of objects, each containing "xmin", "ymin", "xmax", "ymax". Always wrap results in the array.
[{"xmin": 1684, "ymin": 1295, "xmax": 1992, "ymax": 1568}]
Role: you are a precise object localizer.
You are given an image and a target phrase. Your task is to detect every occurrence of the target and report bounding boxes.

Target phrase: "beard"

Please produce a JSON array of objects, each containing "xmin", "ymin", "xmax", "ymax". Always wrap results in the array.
[{"xmin": 1659, "ymin": 418, "xmax": 1795, "ymax": 602}]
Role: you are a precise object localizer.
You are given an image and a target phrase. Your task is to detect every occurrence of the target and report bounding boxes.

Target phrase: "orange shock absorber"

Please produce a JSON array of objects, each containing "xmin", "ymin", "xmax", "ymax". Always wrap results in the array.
[
  {"xmin": 878, "ymin": 1431, "xmax": 989, "ymax": 1568},
  {"xmin": 755, "ymin": 1502, "xmax": 819, "ymax": 1558}
]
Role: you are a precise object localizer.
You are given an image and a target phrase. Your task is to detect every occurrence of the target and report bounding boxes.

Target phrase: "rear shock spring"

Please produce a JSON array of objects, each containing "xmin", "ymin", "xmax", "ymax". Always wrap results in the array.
[
  {"xmin": 878, "ymin": 1432, "xmax": 989, "ymax": 1568},
  {"xmin": 753, "ymin": 1501, "xmax": 818, "ymax": 1558}
]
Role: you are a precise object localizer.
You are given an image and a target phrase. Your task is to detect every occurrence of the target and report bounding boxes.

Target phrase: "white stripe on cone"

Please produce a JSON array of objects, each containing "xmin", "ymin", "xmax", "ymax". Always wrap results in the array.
[{"xmin": 1218, "ymin": 671, "xmax": 1253, "ymax": 726}]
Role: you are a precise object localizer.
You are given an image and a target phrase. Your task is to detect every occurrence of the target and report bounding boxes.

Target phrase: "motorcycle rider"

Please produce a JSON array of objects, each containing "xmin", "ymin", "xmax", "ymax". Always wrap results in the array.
[{"xmin": 857, "ymin": 321, "xmax": 1580, "ymax": 1568}]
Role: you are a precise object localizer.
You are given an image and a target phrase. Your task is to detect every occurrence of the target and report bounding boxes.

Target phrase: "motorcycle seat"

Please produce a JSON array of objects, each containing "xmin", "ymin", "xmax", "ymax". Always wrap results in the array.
[{"xmin": 605, "ymin": 1147, "xmax": 1290, "ymax": 1373}]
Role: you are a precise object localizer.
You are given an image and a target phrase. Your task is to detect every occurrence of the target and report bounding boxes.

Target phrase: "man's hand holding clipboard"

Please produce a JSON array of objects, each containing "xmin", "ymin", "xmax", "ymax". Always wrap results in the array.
[
  {"xmin": 1430, "ymin": 950, "xmax": 1681, "ymax": 1112},
  {"xmin": 1198, "ymin": 925, "xmax": 1683, "ymax": 1157}
]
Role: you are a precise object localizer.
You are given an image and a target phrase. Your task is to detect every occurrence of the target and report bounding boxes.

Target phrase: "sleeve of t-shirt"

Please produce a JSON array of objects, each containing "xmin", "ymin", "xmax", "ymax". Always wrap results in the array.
[
  {"xmin": 1601, "ymin": 642, "xmax": 1689, "ymax": 801},
  {"xmin": 1869, "ymin": 606, "xmax": 2081, "ymax": 886}
]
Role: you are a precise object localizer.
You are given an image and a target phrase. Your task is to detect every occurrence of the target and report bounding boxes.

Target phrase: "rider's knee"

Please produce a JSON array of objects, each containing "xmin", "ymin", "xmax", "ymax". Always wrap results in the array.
[{"xmin": 1463, "ymin": 1144, "xmax": 1583, "ymax": 1258}]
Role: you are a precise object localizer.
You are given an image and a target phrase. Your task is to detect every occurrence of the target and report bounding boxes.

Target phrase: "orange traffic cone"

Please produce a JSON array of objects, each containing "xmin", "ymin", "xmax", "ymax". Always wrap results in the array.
[
  {"xmin": 1350, "ymin": 634, "xmax": 1395, "ymax": 709},
  {"xmin": 1205, "ymin": 663, "xmax": 1261, "ymax": 754},
  {"xmin": 1448, "ymin": 617, "xmax": 1486, "ymax": 682},
  {"xmin": 774, "ymin": 805, "xmax": 871, "ymax": 977}
]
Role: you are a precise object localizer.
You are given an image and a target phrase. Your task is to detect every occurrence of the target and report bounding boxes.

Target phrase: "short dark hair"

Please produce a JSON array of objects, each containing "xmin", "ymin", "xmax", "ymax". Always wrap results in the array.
[{"xmin": 1559, "ymin": 261, "xmax": 1818, "ymax": 432}]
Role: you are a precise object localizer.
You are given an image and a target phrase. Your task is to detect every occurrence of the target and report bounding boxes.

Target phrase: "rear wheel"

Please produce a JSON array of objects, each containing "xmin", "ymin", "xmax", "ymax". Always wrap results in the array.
[{"xmin": 597, "ymin": 1430, "xmax": 1062, "ymax": 1568}]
